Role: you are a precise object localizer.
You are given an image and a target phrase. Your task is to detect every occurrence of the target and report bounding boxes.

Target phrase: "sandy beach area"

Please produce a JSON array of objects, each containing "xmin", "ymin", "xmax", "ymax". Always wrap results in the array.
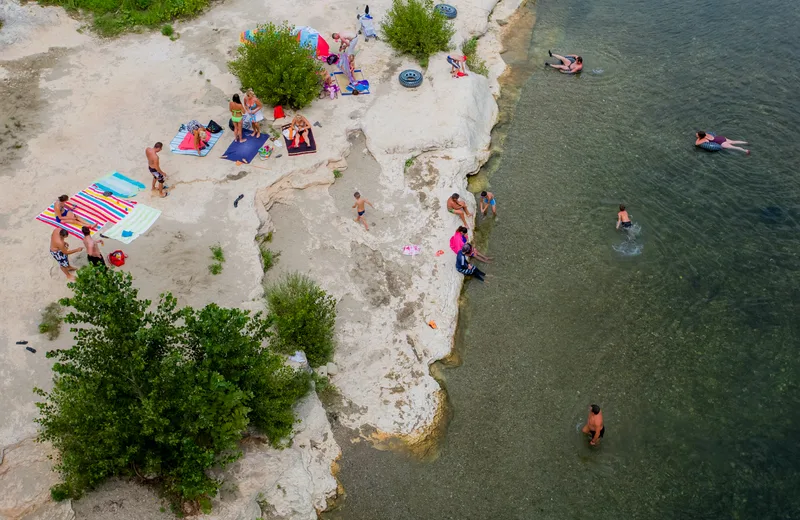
[{"xmin": 0, "ymin": 0, "xmax": 523, "ymax": 517}]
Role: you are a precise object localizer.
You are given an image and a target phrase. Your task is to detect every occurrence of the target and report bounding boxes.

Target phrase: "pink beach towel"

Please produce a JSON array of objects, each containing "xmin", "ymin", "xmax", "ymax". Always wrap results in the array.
[
  {"xmin": 449, "ymin": 232, "xmax": 467, "ymax": 254},
  {"xmin": 178, "ymin": 131, "xmax": 210, "ymax": 151}
]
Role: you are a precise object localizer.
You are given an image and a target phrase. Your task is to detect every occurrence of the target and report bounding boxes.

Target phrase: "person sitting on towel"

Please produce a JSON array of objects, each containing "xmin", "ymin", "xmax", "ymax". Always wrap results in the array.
[
  {"xmin": 192, "ymin": 125, "xmax": 210, "ymax": 155},
  {"xmin": 54, "ymin": 195, "xmax": 94, "ymax": 228},
  {"xmin": 290, "ymin": 113, "xmax": 312, "ymax": 148}
]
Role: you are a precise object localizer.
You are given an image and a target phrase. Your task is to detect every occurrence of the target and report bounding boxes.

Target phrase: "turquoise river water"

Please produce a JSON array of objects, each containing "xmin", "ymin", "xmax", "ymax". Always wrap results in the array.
[{"xmin": 326, "ymin": 0, "xmax": 800, "ymax": 517}]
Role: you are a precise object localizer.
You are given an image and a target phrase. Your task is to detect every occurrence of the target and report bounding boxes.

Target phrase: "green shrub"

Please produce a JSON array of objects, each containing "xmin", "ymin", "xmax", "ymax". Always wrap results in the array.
[
  {"xmin": 209, "ymin": 263, "xmax": 223, "ymax": 275},
  {"xmin": 161, "ymin": 24, "xmax": 174, "ymax": 36},
  {"xmin": 210, "ymin": 244, "xmax": 225, "ymax": 263},
  {"xmin": 382, "ymin": 0, "xmax": 454, "ymax": 66},
  {"xmin": 266, "ymin": 273, "xmax": 337, "ymax": 366},
  {"xmin": 39, "ymin": 0, "xmax": 210, "ymax": 37},
  {"xmin": 461, "ymin": 37, "xmax": 489, "ymax": 76},
  {"xmin": 39, "ymin": 302, "xmax": 63, "ymax": 340},
  {"xmin": 259, "ymin": 246, "xmax": 279, "ymax": 273},
  {"xmin": 35, "ymin": 267, "xmax": 309, "ymax": 510},
  {"xmin": 333, "ymin": 169, "xmax": 342, "ymax": 179},
  {"xmin": 229, "ymin": 21, "xmax": 323, "ymax": 110}
]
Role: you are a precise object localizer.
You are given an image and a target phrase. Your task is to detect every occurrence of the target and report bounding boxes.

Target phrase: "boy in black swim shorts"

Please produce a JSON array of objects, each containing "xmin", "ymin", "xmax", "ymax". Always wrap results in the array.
[{"xmin": 352, "ymin": 191, "xmax": 375, "ymax": 231}]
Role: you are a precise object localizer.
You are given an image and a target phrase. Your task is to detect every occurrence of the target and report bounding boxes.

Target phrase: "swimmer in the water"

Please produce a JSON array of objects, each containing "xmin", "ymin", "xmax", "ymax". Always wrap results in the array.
[
  {"xmin": 695, "ymin": 131, "xmax": 750, "ymax": 155},
  {"xmin": 546, "ymin": 50, "xmax": 583, "ymax": 73},
  {"xmin": 616, "ymin": 204, "xmax": 632, "ymax": 230},
  {"xmin": 581, "ymin": 404, "xmax": 605, "ymax": 446}
]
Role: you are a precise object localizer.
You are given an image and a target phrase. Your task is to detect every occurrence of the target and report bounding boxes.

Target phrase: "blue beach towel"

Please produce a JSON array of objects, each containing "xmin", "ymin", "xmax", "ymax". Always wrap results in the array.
[
  {"xmin": 95, "ymin": 172, "xmax": 146, "ymax": 198},
  {"xmin": 220, "ymin": 131, "xmax": 269, "ymax": 163},
  {"xmin": 169, "ymin": 128, "xmax": 223, "ymax": 157}
]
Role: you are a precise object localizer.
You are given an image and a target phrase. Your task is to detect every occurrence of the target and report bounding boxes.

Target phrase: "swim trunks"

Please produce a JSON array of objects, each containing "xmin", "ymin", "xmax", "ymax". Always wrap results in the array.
[
  {"xmin": 358, "ymin": 210, "xmax": 365, "ymax": 216},
  {"xmin": 589, "ymin": 427, "xmax": 605, "ymax": 439},
  {"xmin": 712, "ymin": 135, "xmax": 727, "ymax": 144},
  {"xmin": 483, "ymin": 197, "xmax": 496, "ymax": 206},
  {"xmin": 50, "ymin": 250, "xmax": 69, "ymax": 268},
  {"xmin": 621, "ymin": 221, "xmax": 632, "ymax": 229},
  {"xmin": 448, "ymin": 208, "xmax": 455, "ymax": 214},
  {"xmin": 88, "ymin": 254, "xmax": 106, "ymax": 267},
  {"xmin": 149, "ymin": 167, "xmax": 165, "ymax": 184}
]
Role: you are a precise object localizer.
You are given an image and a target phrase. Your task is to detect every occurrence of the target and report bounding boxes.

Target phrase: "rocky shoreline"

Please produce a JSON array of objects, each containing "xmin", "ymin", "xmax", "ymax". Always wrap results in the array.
[{"xmin": 0, "ymin": 0, "xmax": 526, "ymax": 517}]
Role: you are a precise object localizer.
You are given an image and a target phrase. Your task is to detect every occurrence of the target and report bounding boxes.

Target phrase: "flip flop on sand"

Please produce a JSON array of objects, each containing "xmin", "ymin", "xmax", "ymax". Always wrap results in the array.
[
  {"xmin": 16, "ymin": 340, "xmax": 28, "ymax": 345},
  {"xmin": 234, "ymin": 194, "xmax": 244, "ymax": 208}
]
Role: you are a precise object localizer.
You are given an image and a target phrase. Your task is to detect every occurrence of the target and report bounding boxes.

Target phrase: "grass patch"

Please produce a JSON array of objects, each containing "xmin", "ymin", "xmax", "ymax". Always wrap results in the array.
[
  {"xmin": 461, "ymin": 37, "xmax": 489, "ymax": 76},
  {"xmin": 259, "ymin": 246, "xmax": 279, "ymax": 273},
  {"xmin": 333, "ymin": 169, "xmax": 342, "ymax": 179},
  {"xmin": 38, "ymin": 0, "xmax": 211, "ymax": 37},
  {"xmin": 161, "ymin": 24, "xmax": 173, "ymax": 37},
  {"xmin": 210, "ymin": 244, "xmax": 225, "ymax": 263},
  {"xmin": 209, "ymin": 263, "xmax": 223, "ymax": 275},
  {"xmin": 404, "ymin": 157, "xmax": 415, "ymax": 171},
  {"xmin": 39, "ymin": 302, "xmax": 63, "ymax": 340}
]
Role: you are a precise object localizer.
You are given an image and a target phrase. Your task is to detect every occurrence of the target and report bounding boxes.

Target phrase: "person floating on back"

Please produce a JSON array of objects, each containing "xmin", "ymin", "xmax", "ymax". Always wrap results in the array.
[
  {"xmin": 616, "ymin": 204, "xmax": 632, "ymax": 230},
  {"xmin": 480, "ymin": 191, "xmax": 497, "ymax": 216},
  {"xmin": 455, "ymin": 244, "xmax": 486, "ymax": 282},
  {"xmin": 695, "ymin": 131, "xmax": 750, "ymax": 155},
  {"xmin": 353, "ymin": 191, "xmax": 375, "ymax": 231},
  {"xmin": 447, "ymin": 193, "xmax": 472, "ymax": 228},
  {"xmin": 581, "ymin": 404, "xmax": 605, "ymax": 446},
  {"xmin": 546, "ymin": 50, "xmax": 583, "ymax": 73}
]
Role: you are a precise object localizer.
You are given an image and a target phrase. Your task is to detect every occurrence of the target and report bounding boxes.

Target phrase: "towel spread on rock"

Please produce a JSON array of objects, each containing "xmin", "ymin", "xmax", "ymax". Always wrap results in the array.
[
  {"xmin": 94, "ymin": 172, "xmax": 146, "ymax": 198},
  {"xmin": 169, "ymin": 126, "xmax": 223, "ymax": 157},
  {"xmin": 102, "ymin": 204, "xmax": 162, "ymax": 244},
  {"xmin": 282, "ymin": 124, "xmax": 317, "ymax": 156},
  {"xmin": 36, "ymin": 185, "xmax": 137, "ymax": 238},
  {"xmin": 220, "ymin": 130, "xmax": 269, "ymax": 163}
]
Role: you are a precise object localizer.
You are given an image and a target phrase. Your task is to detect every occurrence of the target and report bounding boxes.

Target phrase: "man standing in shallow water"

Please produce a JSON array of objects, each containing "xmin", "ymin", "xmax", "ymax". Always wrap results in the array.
[{"xmin": 582, "ymin": 404, "xmax": 605, "ymax": 446}]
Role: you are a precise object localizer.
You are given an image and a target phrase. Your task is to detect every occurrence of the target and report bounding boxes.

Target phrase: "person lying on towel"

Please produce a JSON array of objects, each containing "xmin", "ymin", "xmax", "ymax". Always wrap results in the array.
[
  {"xmin": 192, "ymin": 126, "xmax": 210, "ymax": 154},
  {"xmin": 290, "ymin": 114, "xmax": 312, "ymax": 148}
]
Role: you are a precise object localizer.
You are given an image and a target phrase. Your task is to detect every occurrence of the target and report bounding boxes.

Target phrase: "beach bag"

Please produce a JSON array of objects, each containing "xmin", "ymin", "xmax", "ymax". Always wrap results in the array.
[
  {"xmin": 273, "ymin": 105, "xmax": 285, "ymax": 119},
  {"xmin": 206, "ymin": 119, "xmax": 223, "ymax": 134},
  {"xmin": 108, "ymin": 250, "xmax": 126, "ymax": 267},
  {"xmin": 326, "ymin": 54, "xmax": 339, "ymax": 65}
]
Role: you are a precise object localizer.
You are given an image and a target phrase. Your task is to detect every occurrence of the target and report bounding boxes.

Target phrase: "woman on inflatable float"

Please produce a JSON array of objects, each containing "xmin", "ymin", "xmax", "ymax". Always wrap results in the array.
[
  {"xmin": 545, "ymin": 50, "xmax": 583, "ymax": 73},
  {"xmin": 695, "ymin": 131, "xmax": 750, "ymax": 154}
]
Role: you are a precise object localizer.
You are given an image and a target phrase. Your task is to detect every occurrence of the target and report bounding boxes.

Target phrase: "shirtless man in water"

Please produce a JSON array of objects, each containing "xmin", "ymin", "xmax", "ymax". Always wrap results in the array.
[
  {"xmin": 546, "ymin": 50, "xmax": 583, "ymax": 73},
  {"xmin": 616, "ymin": 204, "xmax": 632, "ymax": 230},
  {"xmin": 581, "ymin": 404, "xmax": 605, "ymax": 446},
  {"xmin": 145, "ymin": 142, "xmax": 169, "ymax": 198}
]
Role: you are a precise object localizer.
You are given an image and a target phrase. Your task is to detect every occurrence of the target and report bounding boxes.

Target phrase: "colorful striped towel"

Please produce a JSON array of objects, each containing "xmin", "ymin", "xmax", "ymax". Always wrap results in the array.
[
  {"xmin": 170, "ymin": 128, "xmax": 223, "ymax": 157},
  {"xmin": 94, "ymin": 172, "xmax": 146, "ymax": 198},
  {"xmin": 36, "ymin": 185, "xmax": 137, "ymax": 238},
  {"xmin": 102, "ymin": 204, "xmax": 161, "ymax": 244}
]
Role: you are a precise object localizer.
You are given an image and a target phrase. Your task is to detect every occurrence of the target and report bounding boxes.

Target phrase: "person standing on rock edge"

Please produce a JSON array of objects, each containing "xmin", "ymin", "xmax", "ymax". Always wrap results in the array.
[
  {"xmin": 447, "ymin": 193, "xmax": 472, "ymax": 228},
  {"xmin": 353, "ymin": 191, "xmax": 374, "ymax": 231},
  {"xmin": 582, "ymin": 404, "xmax": 605, "ymax": 446},
  {"xmin": 146, "ymin": 142, "xmax": 169, "ymax": 198}
]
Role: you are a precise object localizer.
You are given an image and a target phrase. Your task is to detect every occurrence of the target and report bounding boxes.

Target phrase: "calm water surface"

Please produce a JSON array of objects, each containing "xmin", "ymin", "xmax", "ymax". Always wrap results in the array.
[{"xmin": 327, "ymin": 0, "xmax": 800, "ymax": 517}]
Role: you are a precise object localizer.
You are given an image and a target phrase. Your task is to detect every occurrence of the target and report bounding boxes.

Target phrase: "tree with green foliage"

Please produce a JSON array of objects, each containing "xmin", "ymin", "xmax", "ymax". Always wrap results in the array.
[
  {"xmin": 382, "ymin": 0, "xmax": 455, "ymax": 67},
  {"xmin": 266, "ymin": 273, "xmax": 337, "ymax": 367},
  {"xmin": 229, "ymin": 22, "xmax": 323, "ymax": 110},
  {"xmin": 35, "ymin": 267, "xmax": 310, "ymax": 509}
]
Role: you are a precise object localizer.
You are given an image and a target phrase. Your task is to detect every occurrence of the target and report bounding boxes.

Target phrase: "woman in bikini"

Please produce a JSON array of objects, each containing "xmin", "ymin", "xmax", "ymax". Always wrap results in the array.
[
  {"xmin": 695, "ymin": 131, "xmax": 750, "ymax": 154},
  {"xmin": 229, "ymin": 94, "xmax": 246, "ymax": 143},
  {"xmin": 546, "ymin": 51, "xmax": 583, "ymax": 73},
  {"xmin": 243, "ymin": 89, "xmax": 264, "ymax": 139},
  {"xmin": 54, "ymin": 195, "xmax": 94, "ymax": 228},
  {"xmin": 290, "ymin": 113, "xmax": 312, "ymax": 148}
]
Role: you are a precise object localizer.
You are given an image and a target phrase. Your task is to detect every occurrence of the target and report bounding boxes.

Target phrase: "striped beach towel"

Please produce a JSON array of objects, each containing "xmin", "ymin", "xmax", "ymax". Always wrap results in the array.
[
  {"xmin": 102, "ymin": 204, "xmax": 161, "ymax": 244},
  {"xmin": 170, "ymin": 128, "xmax": 223, "ymax": 157},
  {"xmin": 36, "ymin": 186, "xmax": 137, "ymax": 238}
]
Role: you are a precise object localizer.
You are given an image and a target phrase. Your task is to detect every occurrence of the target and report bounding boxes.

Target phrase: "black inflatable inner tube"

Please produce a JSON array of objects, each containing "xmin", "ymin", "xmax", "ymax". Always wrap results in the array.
[
  {"xmin": 435, "ymin": 3, "xmax": 458, "ymax": 19},
  {"xmin": 399, "ymin": 69, "xmax": 423, "ymax": 88}
]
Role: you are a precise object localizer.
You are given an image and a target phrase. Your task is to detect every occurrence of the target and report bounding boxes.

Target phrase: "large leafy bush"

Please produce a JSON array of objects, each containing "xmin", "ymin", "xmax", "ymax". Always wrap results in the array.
[
  {"xmin": 266, "ymin": 273, "xmax": 337, "ymax": 367},
  {"xmin": 35, "ymin": 267, "xmax": 309, "ymax": 509},
  {"xmin": 229, "ymin": 21, "xmax": 323, "ymax": 110},
  {"xmin": 382, "ymin": 0, "xmax": 455, "ymax": 67}
]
